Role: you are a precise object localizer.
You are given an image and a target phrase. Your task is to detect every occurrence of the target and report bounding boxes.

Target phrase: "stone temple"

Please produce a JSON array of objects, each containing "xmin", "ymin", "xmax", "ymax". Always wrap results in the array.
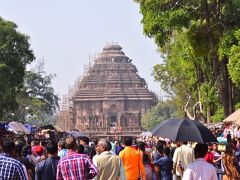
[{"xmin": 58, "ymin": 44, "xmax": 157, "ymax": 138}]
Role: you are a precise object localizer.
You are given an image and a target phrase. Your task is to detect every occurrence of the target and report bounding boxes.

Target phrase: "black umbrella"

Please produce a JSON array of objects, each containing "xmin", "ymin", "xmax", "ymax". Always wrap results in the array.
[{"xmin": 151, "ymin": 118, "xmax": 217, "ymax": 143}]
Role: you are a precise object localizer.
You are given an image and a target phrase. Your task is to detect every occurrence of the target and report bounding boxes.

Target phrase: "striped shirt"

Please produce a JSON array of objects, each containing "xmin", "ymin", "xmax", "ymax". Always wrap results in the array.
[
  {"xmin": 0, "ymin": 153, "xmax": 27, "ymax": 180},
  {"xmin": 57, "ymin": 151, "xmax": 97, "ymax": 180}
]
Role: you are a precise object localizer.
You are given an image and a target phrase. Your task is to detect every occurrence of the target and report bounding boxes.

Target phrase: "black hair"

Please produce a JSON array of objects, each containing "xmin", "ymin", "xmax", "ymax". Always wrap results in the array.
[
  {"xmin": 163, "ymin": 147, "xmax": 170, "ymax": 156},
  {"xmin": 22, "ymin": 146, "xmax": 32, "ymax": 157},
  {"xmin": 106, "ymin": 141, "xmax": 112, "ymax": 151},
  {"xmin": 58, "ymin": 140, "xmax": 66, "ymax": 149},
  {"xmin": 46, "ymin": 142, "xmax": 58, "ymax": 155},
  {"xmin": 80, "ymin": 136, "xmax": 89, "ymax": 145},
  {"xmin": 15, "ymin": 141, "xmax": 24, "ymax": 157},
  {"xmin": 124, "ymin": 137, "xmax": 133, "ymax": 146},
  {"xmin": 138, "ymin": 141, "xmax": 145, "ymax": 152},
  {"xmin": 156, "ymin": 143, "xmax": 163, "ymax": 154},
  {"xmin": 2, "ymin": 141, "xmax": 15, "ymax": 154},
  {"xmin": 225, "ymin": 144, "xmax": 233, "ymax": 154},
  {"xmin": 194, "ymin": 143, "xmax": 208, "ymax": 158},
  {"xmin": 157, "ymin": 140, "xmax": 166, "ymax": 147},
  {"xmin": 77, "ymin": 144, "xmax": 84, "ymax": 154}
]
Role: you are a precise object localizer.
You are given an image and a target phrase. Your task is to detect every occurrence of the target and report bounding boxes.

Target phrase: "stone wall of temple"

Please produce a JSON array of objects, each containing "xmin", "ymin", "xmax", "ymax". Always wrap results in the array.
[{"xmin": 57, "ymin": 44, "xmax": 157, "ymax": 137}]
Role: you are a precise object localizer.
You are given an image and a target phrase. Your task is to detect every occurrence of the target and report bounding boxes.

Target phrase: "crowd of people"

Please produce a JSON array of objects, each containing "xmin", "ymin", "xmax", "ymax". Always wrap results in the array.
[{"xmin": 1, "ymin": 133, "xmax": 240, "ymax": 180}]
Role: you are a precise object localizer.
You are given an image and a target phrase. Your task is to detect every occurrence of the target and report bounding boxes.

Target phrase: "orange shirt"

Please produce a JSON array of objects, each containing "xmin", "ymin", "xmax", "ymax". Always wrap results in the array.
[{"xmin": 119, "ymin": 146, "xmax": 146, "ymax": 180}]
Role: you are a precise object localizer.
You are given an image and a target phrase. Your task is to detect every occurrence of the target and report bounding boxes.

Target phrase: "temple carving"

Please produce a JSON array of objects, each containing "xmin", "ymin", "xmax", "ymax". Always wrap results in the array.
[{"xmin": 58, "ymin": 44, "xmax": 157, "ymax": 137}]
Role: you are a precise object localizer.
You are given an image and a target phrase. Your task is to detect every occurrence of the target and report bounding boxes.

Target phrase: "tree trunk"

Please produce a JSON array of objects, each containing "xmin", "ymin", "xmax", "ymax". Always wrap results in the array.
[
  {"xmin": 221, "ymin": 58, "xmax": 233, "ymax": 117},
  {"xmin": 203, "ymin": 0, "xmax": 233, "ymax": 117}
]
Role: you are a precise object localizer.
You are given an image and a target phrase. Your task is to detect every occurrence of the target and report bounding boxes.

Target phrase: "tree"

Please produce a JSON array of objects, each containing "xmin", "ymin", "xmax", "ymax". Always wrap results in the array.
[
  {"xmin": 0, "ymin": 17, "xmax": 34, "ymax": 119},
  {"xmin": 5, "ymin": 61, "xmax": 59, "ymax": 124},
  {"xmin": 135, "ymin": 0, "xmax": 240, "ymax": 118},
  {"xmin": 141, "ymin": 99, "xmax": 177, "ymax": 130},
  {"xmin": 228, "ymin": 29, "xmax": 240, "ymax": 86}
]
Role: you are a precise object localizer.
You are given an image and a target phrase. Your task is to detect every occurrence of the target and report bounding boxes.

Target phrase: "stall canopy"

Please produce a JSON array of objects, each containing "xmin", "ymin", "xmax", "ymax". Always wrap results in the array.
[
  {"xmin": 40, "ymin": 124, "xmax": 64, "ymax": 132},
  {"xmin": 224, "ymin": 109, "xmax": 240, "ymax": 124},
  {"xmin": 8, "ymin": 121, "xmax": 30, "ymax": 134}
]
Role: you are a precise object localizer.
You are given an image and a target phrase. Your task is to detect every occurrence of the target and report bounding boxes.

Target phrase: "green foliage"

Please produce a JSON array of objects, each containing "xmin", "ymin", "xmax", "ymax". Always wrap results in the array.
[
  {"xmin": 7, "ymin": 62, "xmax": 59, "ymax": 124},
  {"xmin": 136, "ymin": 0, "xmax": 240, "ymax": 119},
  {"xmin": 228, "ymin": 29, "xmax": 240, "ymax": 86},
  {"xmin": 153, "ymin": 31, "xmax": 200, "ymax": 115},
  {"xmin": 0, "ymin": 17, "xmax": 58, "ymax": 124},
  {"xmin": 211, "ymin": 107, "xmax": 224, "ymax": 123},
  {"xmin": 0, "ymin": 17, "xmax": 34, "ymax": 119},
  {"xmin": 235, "ymin": 103, "xmax": 240, "ymax": 110},
  {"xmin": 141, "ymin": 99, "xmax": 177, "ymax": 130}
]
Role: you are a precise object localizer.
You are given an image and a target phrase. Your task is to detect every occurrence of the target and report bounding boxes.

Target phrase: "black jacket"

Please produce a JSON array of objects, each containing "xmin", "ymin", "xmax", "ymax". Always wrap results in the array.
[{"xmin": 35, "ymin": 156, "xmax": 60, "ymax": 180}]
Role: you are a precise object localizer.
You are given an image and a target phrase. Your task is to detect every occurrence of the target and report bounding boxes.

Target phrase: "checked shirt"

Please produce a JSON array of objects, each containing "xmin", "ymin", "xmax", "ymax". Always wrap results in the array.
[
  {"xmin": 57, "ymin": 151, "xmax": 97, "ymax": 180},
  {"xmin": 0, "ymin": 153, "xmax": 27, "ymax": 180}
]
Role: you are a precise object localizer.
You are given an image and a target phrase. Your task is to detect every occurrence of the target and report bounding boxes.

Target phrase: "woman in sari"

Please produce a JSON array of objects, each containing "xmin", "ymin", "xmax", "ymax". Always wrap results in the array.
[{"xmin": 222, "ymin": 144, "xmax": 240, "ymax": 180}]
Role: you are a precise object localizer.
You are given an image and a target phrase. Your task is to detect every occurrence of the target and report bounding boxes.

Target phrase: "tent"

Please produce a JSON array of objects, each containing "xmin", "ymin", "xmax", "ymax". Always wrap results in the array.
[
  {"xmin": 40, "ymin": 124, "xmax": 64, "ymax": 132},
  {"xmin": 224, "ymin": 109, "xmax": 240, "ymax": 124},
  {"xmin": 8, "ymin": 121, "xmax": 30, "ymax": 134}
]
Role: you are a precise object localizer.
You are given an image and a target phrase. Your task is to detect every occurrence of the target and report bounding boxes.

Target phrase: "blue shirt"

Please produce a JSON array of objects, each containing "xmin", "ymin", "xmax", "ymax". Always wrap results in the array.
[
  {"xmin": 58, "ymin": 149, "xmax": 67, "ymax": 158},
  {"xmin": 155, "ymin": 156, "xmax": 173, "ymax": 180},
  {"xmin": 0, "ymin": 153, "xmax": 27, "ymax": 180}
]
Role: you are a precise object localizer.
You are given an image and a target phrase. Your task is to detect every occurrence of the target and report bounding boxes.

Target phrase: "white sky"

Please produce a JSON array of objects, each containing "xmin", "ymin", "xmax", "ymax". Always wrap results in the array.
[{"xmin": 0, "ymin": 0, "xmax": 163, "ymax": 98}]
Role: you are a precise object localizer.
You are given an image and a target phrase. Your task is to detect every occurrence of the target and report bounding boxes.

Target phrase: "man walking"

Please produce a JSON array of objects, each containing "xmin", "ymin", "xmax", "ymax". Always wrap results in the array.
[
  {"xmin": 0, "ymin": 141, "xmax": 27, "ymax": 180},
  {"xmin": 57, "ymin": 136, "xmax": 97, "ymax": 180},
  {"xmin": 182, "ymin": 143, "xmax": 218, "ymax": 180},
  {"xmin": 173, "ymin": 142, "xmax": 195, "ymax": 179},
  {"xmin": 119, "ymin": 137, "xmax": 146, "ymax": 180},
  {"xmin": 94, "ymin": 138, "xmax": 125, "ymax": 180},
  {"xmin": 35, "ymin": 142, "xmax": 60, "ymax": 180}
]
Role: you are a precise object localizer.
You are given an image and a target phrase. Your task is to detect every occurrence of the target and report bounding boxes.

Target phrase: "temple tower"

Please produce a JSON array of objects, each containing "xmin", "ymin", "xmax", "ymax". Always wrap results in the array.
[{"xmin": 58, "ymin": 44, "xmax": 157, "ymax": 137}]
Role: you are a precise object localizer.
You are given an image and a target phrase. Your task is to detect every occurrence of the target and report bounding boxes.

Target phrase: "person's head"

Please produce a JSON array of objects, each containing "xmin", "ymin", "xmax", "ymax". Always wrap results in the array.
[
  {"xmin": 182, "ymin": 141, "xmax": 188, "ymax": 145},
  {"xmin": 124, "ymin": 137, "xmax": 133, "ymax": 146},
  {"xmin": 225, "ymin": 144, "xmax": 233, "ymax": 154},
  {"xmin": 212, "ymin": 143, "xmax": 218, "ymax": 151},
  {"xmin": 46, "ymin": 142, "xmax": 58, "ymax": 156},
  {"xmin": 176, "ymin": 141, "xmax": 181, "ymax": 147},
  {"xmin": 36, "ymin": 145, "xmax": 44, "ymax": 156},
  {"xmin": 80, "ymin": 136, "xmax": 89, "ymax": 146},
  {"xmin": 58, "ymin": 140, "xmax": 66, "ymax": 151},
  {"xmin": 22, "ymin": 146, "xmax": 32, "ymax": 157},
  {"xmin": 156, "ymin": 143, "xmax": 163, "ymax": 154},
  {"xmin": 138, "ymin": 141, "xmax": 145, "ymax": 152},
  {"xmin": 194, "ymin": 143, "xmax": 208, "ymax": 158},
  {"xmin": 96, "ymin": 139, "xmax": 110, "ymax": 154},
  {"xmin": 157, "ymin": 140, "xmax": 166, "ymax": 147},
  {"xmin": 15, "ymin": 141, "xmax": 24, "ymax": 157},
  {"xmin": 207, "ymin": 143, "xmax": 213, "ymax": 151},
  {"xmin": 2, "ymin": 141, "xmax": 16, "ymax": 156},
  {"xmin": 31, "ymin": 140, "xmax": 39, "ymax": 147},
  {"xmin": 163, "ymin": 147, "xmax": 170, "ymax": 157},
  {"xmin": 65, "ymin": 136, "xmax": 77, "ymax": 150},
  {"xmin": 77, "ymin": 144, "xmax": 84, "ymax": 154},
  {"xmin": 106, "ymin": 141, "xmax": 112, "ymax": 151}
]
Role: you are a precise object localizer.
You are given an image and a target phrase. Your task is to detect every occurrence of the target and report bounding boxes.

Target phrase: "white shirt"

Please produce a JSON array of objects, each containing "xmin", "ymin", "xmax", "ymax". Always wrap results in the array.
[
  {"xmin": 173, "ymin": 145, "xmax": 195, "ymax": 176},
  {"xmin": 182, "ymin": 158, "xmax": 218, "ymax": 180}
]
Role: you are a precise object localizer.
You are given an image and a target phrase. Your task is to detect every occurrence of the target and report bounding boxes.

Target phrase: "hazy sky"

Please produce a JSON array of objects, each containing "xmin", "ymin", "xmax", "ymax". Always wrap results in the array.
[{"xmin": 1, "ymin": 0, "xmax": 163, "ymax": 98}]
